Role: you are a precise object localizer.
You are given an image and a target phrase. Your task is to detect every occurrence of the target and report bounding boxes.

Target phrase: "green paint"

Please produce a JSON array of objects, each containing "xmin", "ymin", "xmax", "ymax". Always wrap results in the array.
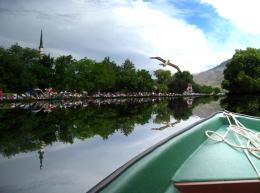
[{"xmin": 95, "ymin": 113, "xmax": 260, "ymax": 193}]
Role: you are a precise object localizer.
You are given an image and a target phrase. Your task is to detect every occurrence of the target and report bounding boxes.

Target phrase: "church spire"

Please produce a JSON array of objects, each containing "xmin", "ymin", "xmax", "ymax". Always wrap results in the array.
[{"xmin": 39, "ymin": 30, "xmax": 44, "ymax": 55}]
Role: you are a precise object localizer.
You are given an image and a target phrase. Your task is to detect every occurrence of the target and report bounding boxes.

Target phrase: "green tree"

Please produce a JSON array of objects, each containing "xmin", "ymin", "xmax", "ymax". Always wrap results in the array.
[
  {"xmin": 33, "ymin": 54, "xmax": 55, "ymax": 89},
  {"xmin": 136, "ymin": 69, "xmax": 154, "ymax": 91},
  {"xmin": 222, "ymin": 48, "xmax": 260, "ymax": 94},
  {"xmin": 0, "ymin": 44, "xmax": 39, "ymax": 92},
  {"xmin": 154, "ymin": 69, "xmax": 172, "ymax": 93},
  {"xmin": 116, "ymin": 59, "xmax": 138, "ymax": 91},
  {"xmin": 154, "ymin": 69, "xmax": 172, "ymax": 84},
  {"xmin": 93, "ymin": 57, "xmax": 117, "ymax": 92},
  {"xmin": 169, "ymin": 71, "xmax": 193, "ymax": 93},
  {"xmin": 64, "ymin": 58, "xmax": 96, "ymax": 91},
  {"xmin": 54, "ymin": 55, "xmax": 75, "ymax": 90},
  {"xmin": 213, "ymin": 87, "xmax": 221, "ymax": 94}
]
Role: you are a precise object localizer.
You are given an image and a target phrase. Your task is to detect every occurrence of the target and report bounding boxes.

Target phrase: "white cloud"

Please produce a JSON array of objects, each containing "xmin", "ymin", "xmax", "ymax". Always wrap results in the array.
[
  {"xmin": 199, "ymin": 0, "xmax": 260, "ymax": 66},
  {"xmin": 201, "ymin": 0, "xmax": 260, "ymax": 34},
  {"xmin": 111, "ymin": 0, "xmax": 228, "ymax": 72}
]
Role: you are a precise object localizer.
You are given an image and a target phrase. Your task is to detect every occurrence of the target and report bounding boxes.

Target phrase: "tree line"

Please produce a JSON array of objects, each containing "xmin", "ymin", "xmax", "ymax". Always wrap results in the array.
[{"xmin": 0, "ymin": 44, "xmax": 220, "ymax": 94}]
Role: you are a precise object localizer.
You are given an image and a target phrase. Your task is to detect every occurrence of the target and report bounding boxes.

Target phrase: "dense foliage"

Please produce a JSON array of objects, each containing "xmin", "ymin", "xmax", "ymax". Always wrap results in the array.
[
  {"xmin": 0, "ymin": 44, "xmax": 153, "ymax": 93},
  {"xmin": 0, "ymin": 44, "xmax": 219, "ymax": 94},
  {"xmin": 222, "ymin": 48, "xmax": 260, "ymax": 94}
]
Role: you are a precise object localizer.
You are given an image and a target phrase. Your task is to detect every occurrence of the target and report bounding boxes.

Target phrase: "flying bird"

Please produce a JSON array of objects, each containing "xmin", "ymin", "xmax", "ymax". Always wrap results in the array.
[{"xmin": 150, "ymin": 56, "xmax": 181, "ymax": 73}]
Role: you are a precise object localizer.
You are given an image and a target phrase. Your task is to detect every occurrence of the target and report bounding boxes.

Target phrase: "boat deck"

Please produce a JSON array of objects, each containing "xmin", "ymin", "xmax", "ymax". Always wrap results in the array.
[{"xmin": 173, "ymin": 125, "xmax": 260, "ymax": 182}]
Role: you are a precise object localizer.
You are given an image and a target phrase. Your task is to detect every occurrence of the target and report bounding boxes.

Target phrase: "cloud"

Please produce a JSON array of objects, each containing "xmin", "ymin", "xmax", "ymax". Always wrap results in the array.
[
  {"xmin": 111, "ymin": 0, "xmax": 228, "ymax": 72},
  {"xmin": 200, "ymin": 0, "xmax": 260, "ymax": 59},
  {"xmin": 0, "ymin": 0, "xmax": 236, "ymax": 73},
  {"xmin": 201, "ymin": 0, "xmax": 260, "ymax": 35}
]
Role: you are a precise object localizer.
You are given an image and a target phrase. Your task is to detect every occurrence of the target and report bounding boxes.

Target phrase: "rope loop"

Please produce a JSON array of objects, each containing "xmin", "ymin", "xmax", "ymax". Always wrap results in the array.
[
  {"xmin": 205, "ymin": 112, "xmax": 260, "ymax": 157},
  {"xmin": 205, "ymin": 111, "xmax": 260, "ymax": 177},
  {"xmin": 205, "ymin": 130, "xmax": 223, "ymax": 142}
]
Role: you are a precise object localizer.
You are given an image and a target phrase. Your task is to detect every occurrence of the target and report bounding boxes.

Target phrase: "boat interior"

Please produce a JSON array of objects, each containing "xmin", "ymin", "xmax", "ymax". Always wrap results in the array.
[{"xmin": 88, "ymin": 112, "xmax": 260, "ymax": 193}]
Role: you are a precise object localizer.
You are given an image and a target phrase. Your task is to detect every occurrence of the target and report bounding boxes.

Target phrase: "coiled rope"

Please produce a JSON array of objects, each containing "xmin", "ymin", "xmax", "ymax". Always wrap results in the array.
[{"xmin": 205, "ymin": 111, "xmax": 260, "ymax": 177}]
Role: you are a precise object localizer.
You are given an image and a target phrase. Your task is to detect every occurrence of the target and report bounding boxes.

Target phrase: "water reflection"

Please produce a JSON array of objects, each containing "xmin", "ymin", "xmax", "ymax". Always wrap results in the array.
[
  {"xmin": 151, "ymin": 120, "xmax": 180, "ymax": 131},
  {"xmin": 221, "ymin": 95, "xmax": 260, "ymax": 116},
  {"xmin": 38, "ymin": 141, "xmax": 46, "ymax": 170},
  {"xmin": 0, "ymin": 97, "xmax": 222, "ymax": 158},
  {"xmin": 0, "ymin": 96, "xmax": 222, "ymax": 193}
]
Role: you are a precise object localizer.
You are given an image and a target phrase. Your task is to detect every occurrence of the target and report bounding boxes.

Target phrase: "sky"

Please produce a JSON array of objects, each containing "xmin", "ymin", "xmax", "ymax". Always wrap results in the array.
[{"xmin": 1, "ymin": 0, "xmax": 260, "ymax": 73}]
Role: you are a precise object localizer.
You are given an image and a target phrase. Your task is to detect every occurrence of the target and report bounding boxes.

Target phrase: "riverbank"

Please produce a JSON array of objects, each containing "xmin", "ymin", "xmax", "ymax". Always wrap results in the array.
[{"xmin": 0, "ymin": 91, "xmax": 225, "ymax": 102}]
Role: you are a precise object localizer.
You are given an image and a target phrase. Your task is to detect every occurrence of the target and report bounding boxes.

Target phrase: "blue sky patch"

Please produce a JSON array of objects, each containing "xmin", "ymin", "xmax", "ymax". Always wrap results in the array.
[{"xmin": 169, "ymin": 0, "xmax": 220, "ymax": 33}]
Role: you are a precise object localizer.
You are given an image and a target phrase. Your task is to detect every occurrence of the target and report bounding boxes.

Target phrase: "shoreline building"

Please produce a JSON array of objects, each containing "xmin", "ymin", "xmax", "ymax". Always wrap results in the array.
[
  {"xmin": 186, "ymin": 83, "xmax": 193, "ymax": 94},
  {"xmin": 38, "ymin": 30, "xmax": 44, "ymax": 55}
]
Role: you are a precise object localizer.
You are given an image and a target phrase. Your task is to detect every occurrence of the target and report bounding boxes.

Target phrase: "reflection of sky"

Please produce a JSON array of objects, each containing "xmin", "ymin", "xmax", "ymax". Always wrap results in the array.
[{"xmin": 0, "ymin": 109, "xmax": 206, "ymax": 193}]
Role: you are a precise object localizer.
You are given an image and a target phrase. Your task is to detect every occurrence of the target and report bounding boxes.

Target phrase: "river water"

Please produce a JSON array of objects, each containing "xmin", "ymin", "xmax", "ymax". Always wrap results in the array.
[{"xmin": 0, "ymin": 95, "xmax": 259, "ymax": 193}]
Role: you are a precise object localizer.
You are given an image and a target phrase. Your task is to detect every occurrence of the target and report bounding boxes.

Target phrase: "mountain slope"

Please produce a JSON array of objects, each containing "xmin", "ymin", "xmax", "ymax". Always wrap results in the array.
[{"xmin": 193, "ymin": 60, "xmax": 228, "ymax": 87}]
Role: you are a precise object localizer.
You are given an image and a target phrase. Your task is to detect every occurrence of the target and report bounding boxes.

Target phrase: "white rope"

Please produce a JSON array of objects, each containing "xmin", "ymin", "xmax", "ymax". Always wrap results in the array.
[{"xmin": 205, "ymin": 111, "xmax": 260, "ymax": 177}]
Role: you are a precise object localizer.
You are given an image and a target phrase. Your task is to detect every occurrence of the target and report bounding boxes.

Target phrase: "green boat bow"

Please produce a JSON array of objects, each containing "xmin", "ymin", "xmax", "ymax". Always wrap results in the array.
[{"xmin": 88, "ymin": 112, "xmax": 260, "ymax": 193}]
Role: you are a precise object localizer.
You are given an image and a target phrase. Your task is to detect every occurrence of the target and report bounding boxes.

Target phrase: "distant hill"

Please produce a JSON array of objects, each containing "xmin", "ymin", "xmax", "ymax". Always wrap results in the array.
[{"xmin": 193, "ymin": 60, "xmax": 229, "ymax": 87}]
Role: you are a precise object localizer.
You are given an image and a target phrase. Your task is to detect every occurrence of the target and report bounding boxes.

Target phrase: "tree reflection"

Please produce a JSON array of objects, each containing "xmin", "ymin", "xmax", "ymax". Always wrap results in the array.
[
  {"xmin": 220, "ymin": 95, "xmax": 260, "ymax": 116},
  {"xmin": 0, "ymin": 97, "xmax": 220, "ymax": 157},
  {"xmin": 153, "ymin": 101, "xmax": 171, "ymax": 124},
  {"xmin": 169, "ymin": 98, "xmax": 192, "ymax": 120}
]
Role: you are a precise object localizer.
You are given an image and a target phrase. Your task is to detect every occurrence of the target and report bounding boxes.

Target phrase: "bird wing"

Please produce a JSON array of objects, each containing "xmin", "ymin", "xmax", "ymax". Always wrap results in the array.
[
  {"xmin": 150, "ymin": 56, "xmax": 166, "ymax": 63},
  {"xmin": 150, "ymin": 56, "xmax": 182, "ymax": 72},
  {"xmin": 168, "ymin": 62, "xmax": 181, "ymax": 73}
]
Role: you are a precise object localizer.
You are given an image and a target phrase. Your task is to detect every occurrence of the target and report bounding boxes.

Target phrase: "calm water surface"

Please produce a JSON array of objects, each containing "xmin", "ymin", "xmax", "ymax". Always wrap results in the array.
[{"xmin": 0, "ymin": 96, "xmax": 258, "ymax": 193}]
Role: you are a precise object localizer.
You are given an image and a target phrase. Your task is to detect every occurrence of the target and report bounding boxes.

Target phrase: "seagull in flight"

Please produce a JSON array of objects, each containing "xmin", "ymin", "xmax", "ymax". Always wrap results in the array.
[{"xmin": 150, "ymin": 56, "xmax": 181, "ymax": 73}]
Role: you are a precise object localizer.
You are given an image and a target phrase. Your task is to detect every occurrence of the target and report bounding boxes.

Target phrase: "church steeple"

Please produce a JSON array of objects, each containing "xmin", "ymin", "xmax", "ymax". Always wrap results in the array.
[{"xmin": 39, "ymin": 30, "xmax": 44, "ymax": 55}]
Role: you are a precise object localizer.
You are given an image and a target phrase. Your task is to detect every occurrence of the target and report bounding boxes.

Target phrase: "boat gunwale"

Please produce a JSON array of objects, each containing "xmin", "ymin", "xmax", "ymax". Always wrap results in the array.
[{"xmin": 86, "ymin": 111, "xmax": 260, "ymax": 193}]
